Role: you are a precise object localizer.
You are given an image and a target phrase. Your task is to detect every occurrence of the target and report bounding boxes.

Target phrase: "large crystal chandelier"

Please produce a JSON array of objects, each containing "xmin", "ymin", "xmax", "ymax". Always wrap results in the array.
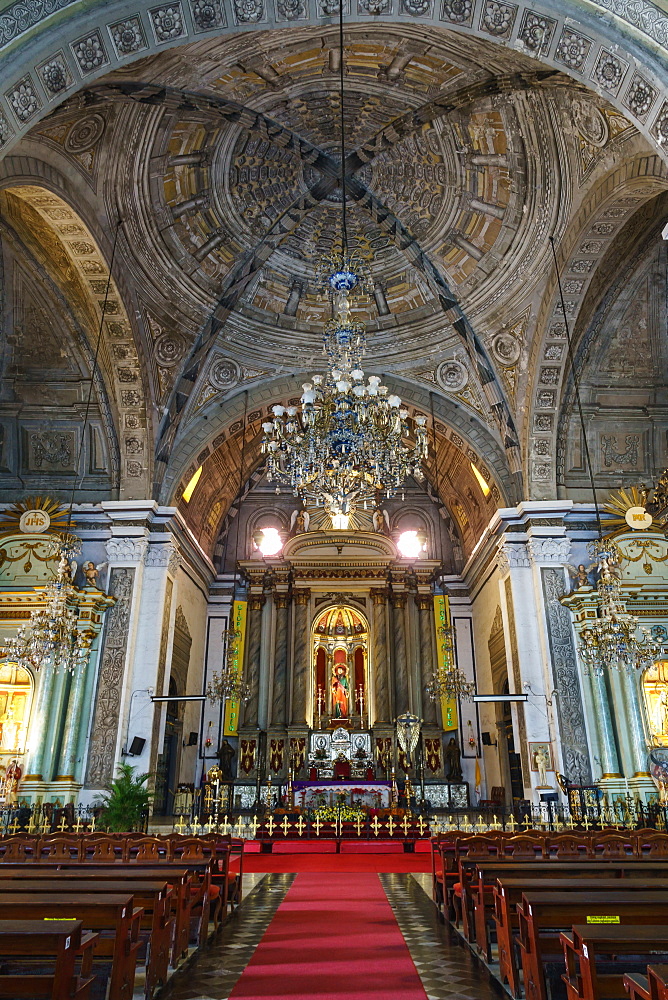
[
  {"xmin": 1, "ymin": 534, "xmax": 94, "ymax": 675},
  {"xmin": 207, "ymin": 626, "xmax": 251, "ymax": 704},
  {"xmin": 426, "ymin": 623, "xmax": 475, "ymax": 702},
  {"xmin": 262, "ymin": 270, "xmax": 428, "ymax": 526},
  {"xmin": 578, "ymin": 540, "xmax": 661, "ymax": 676},
  {"xmin": 259, "ymin": 4, "xmax": 428, "ymax": 527}
]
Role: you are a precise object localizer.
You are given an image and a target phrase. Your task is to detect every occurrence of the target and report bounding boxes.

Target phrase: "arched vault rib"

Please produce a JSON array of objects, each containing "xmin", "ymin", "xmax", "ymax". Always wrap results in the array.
[{"xmin": 143, "ymin": 74, "xmax": 530, "ymax": 492}]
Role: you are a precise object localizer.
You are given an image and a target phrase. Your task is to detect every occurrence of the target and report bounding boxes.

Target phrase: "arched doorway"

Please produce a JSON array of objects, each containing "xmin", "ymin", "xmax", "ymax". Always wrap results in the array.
[{"xmin": 312, "ymin": 606, "xmax": 368, "ymax": 728}]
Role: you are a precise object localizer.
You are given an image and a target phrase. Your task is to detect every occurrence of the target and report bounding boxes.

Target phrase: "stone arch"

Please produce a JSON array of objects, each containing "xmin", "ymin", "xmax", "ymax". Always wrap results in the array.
[
  {"xmin": 554, "ymin": 197, "xmax": 668, "ymax": 497},
  {"xmin": 0, "ymin": 9, "xmax": 666, "ymax": 161},
  {"xmin": 167, "ymin": 371, "xmax": 508, "ymax": 559},
  {"xmin": 524, "ymin": 154, "xmax": 668, "ymax": 498},
  {"xmin": 0, "ymin": 170, "xmax": 152, "ymax": 498}
]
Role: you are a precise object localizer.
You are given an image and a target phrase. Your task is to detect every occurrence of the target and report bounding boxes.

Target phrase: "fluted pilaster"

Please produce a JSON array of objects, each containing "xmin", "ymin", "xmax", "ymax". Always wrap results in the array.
[
  {"xmin": 417, "ymin": 595, "xmax": 437, "ymax": 724},
  {"xmin": 244, "ymin": 595, "xmax": 265, "ymax": 727},
  {"xmin": 291, "ymin": 589, "xmax": 311, "ymax": 725},
  {"xmin": 371, "ymin": 588, "xmax": 390, "ymax": 723},
  {"xmin": 272, "ymin": 592, "xmax": 290, "ymax": 726}
]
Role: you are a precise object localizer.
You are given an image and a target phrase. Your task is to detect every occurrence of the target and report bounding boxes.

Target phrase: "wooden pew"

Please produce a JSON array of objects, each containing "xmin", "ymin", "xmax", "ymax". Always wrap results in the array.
[
  {"xmin": 462, "ymin": 859, "xmax": 668, "ymax": 957},
  {"xmin": 518, "ymin": 892, "xmax": 668, "ymax": 1000},
  {"xmin": 0, "ymin": 919, "xmax": 97, "ymax": 1000},
  {"xmin": 563, "ymin": 926, "xmax": 668, "ymax": 1000},
  {"xmin": 495, "ymin": 879, "xmax": 668, "ymax": 998},
  {"xmin": 0, "ymin": 892, "xmax": 142, "ymax": 1000},
  {"xmin": 0, "ymin": 865, "xmax": 193, "ymax": 968},
  {"xmin": 0, "ymin": 876, "xmax": 172, "ymax": 998},
  {"xmin": 624, "ymin": 965, "xmax": 668, "ymax": 1000}
]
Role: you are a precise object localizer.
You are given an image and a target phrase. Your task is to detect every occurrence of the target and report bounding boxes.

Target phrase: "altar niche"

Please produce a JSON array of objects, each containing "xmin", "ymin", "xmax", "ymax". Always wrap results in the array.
[{"xmin": 312, "ymin": 605, "xmax": 368, "ymax": 728}]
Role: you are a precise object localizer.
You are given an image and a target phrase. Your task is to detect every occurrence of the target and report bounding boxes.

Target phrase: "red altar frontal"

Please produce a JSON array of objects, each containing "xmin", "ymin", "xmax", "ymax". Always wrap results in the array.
[{"xmin": 293, "ymin": 780, "xmax": 392, "ymax": 809}]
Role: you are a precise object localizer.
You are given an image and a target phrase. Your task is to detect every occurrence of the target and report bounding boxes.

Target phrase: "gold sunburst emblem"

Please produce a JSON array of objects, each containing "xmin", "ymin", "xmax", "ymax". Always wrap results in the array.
[
  {"xmin": 0, "ymin": 496, "xmax": 74, "ymax": 537},
  {"xmin": 602, "ymin": 486, "xmax": 660, "ymax": 538}
]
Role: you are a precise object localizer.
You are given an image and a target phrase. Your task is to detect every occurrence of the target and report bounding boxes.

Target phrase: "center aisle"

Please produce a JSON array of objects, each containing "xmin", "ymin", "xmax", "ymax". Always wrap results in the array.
[{"xmin": 228, "ymin": 872, "xmax": 428, "ymax": 1000}]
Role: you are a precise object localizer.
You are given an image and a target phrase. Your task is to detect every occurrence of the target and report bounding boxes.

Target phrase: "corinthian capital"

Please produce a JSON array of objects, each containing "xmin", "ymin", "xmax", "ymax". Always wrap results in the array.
[
  {"xmin": 496, "ymin": 540, "xmax": 531, "ymax": 574},
  {"xmin": 528, "ymin": 536, "xmax": 572, "ymax": 566},
  {"xmin": 105, "ymin": 536, "xmax": 148, "ymax": 565}
]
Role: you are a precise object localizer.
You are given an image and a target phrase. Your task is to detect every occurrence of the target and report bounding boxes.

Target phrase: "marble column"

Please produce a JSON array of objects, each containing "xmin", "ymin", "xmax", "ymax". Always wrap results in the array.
[
  {"xmin": 56, "ymin": 649, "xmax": 96, "ymax": 780},
  {"xmin": 417, "ymin": 595, "xmax": 438, "ymax": 725},
  {"xmin": 392, "ymin": 593, "xmax": 409, "ymax": 717},
  {"xmin": 24, "ymin": 667, "xmax": 58, "ymax": 780},
  {"xmin": 621, "ymin": 668, "xmax": 651, "ymax": 777},
  {"xmin": 291, "ymin": 589, "xmax": 311, "ymax": 725},
  {"xmin": 244, "ymin": 595, "xmax": 265, "ymax": 728},
  {"xmin": 586, "ymin": 668, "xmax": 621, "ymax": 778},
  {"xmin": 371, "ymin": 588, "xmax": 390, "ymax": 723},
  {"xmin": 272, "ymin": 593, "xmax": 290, "ymax": 727}
]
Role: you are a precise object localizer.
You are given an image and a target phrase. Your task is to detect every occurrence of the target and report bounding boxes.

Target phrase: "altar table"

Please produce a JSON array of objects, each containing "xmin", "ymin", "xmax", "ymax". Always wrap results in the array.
[{"xmin": 293, "ymin": 780, "xmax": 392, "ymax": 808}]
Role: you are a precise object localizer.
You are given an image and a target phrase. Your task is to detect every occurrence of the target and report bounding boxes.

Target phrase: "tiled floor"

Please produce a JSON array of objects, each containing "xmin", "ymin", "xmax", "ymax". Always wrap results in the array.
[{"xmin": 158, "ymin": 871, "xmax": 506, "ymax": 1000}]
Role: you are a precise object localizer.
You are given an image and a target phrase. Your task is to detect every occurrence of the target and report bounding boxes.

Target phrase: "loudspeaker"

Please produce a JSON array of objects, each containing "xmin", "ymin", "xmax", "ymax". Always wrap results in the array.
[
  {"xmin": 128, "ymin": 736, "xmax": 145, "ymax": 756},
  {"xmin": 187, "ymin": 731, "xmax": 198, "ymax": 746},
  {"xmin": 481, "ymin": 731, "xmax": 496, "ymax": 746}
]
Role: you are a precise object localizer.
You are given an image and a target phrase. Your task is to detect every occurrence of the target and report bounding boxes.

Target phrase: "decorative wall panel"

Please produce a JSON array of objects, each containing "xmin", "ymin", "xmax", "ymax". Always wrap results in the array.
[
  {"xmin": 540, "ymin": 567, "xmax": 592, "ymax": 783},
  {"xmin": 84, "ymin": 566, "xmax": 135, "ymax": 786}
]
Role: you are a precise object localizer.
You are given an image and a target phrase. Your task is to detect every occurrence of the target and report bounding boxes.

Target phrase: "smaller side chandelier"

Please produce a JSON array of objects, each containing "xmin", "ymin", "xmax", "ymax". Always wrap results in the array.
[
  {"xmin": 578, "ymin": 540, "xmax": 661, "ymax": 676},
  {"xmin": 427, "ymin": 623, "xmax": 475, "ymax": 702},
  {"xmin": 1, "ymin": 534, "xmax": 94, "ymax": 676},
  {"xmin": 207, "ymin": 627, "xmax": 251, "ymax": 704}
]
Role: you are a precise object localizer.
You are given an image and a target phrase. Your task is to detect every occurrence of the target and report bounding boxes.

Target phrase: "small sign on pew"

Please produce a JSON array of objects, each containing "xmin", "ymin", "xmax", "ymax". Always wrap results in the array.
[{"xmin": 586, "ymin": 915, "xmax": 621, "ymax": 924}]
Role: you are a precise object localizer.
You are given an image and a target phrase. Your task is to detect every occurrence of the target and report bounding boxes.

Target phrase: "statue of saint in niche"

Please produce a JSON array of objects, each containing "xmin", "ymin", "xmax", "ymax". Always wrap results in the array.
[
  {"xmin": 444, "ymin": 737, "xmax": 463, "ymax": 782},
  {"xmin": 332, "ymin": 664, "xmax": 350, "ymax": 719}
]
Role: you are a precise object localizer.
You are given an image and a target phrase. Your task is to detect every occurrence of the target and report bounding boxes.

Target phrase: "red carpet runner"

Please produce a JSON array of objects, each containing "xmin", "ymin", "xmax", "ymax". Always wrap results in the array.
[{"xmin": 229, "ymin": 872, "xmax": 428, "ymax": 999}]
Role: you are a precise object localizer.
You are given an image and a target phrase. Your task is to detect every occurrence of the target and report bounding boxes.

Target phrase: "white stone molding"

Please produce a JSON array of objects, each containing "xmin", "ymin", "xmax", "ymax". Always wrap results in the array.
[
  {"xmin": 105, "ymin": 536, "xmax": 149, "ymax": 564},
  {"xmin": 528, "ymin": 536, "xmax": 572, "ymax": 565}
]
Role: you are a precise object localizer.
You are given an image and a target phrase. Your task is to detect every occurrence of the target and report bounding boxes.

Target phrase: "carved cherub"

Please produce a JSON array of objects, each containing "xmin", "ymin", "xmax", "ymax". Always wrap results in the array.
[
  {"xmin": 372, "ymin": 507, "xmax": 390, "ymax": 534},
  {"xmin": 82, "ymin": 561, "xmax": 107, "ymax": 588},
  {"xmin": 565, "ymin": 561, "xmax": 596, "ymax": 591},
  {"xmin": 57, "ymin": 554, "xmax": 77, "ymax": 583}
]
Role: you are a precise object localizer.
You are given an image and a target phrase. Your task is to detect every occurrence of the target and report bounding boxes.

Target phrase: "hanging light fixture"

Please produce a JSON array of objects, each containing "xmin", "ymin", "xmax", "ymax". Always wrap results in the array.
[
  {"xmin": 1, "ymin": 532, "xmax": 94, "ymax": 675},
  {"xmin": 426, "ymin": 622, "xmax": 475, "ymax": 702},
  {"xmin": 260, "ymin": 7, "xmax": 428, "ymax": 528},
  {"xmin": 577, "ymin": 539, "xmax": 660, "ymax": 676}
]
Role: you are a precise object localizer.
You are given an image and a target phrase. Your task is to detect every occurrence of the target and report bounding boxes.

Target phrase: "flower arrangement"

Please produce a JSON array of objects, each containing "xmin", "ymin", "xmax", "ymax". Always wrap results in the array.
[{"xmin": 314, "ymin": 804, "xmax": 366, "ymax": 823}]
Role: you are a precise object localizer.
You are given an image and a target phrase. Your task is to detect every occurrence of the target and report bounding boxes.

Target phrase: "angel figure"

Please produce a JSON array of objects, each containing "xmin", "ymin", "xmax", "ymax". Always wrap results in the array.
[
  {"xmin": 566, "ymin": 561, "xmax": 596, "ymax": 592},
  {"xmin": 372, "ymin": 507, "xmax": 390, "ymax": 535},
  {"xmin": 57, "ymin": 553, "xmax": 77, "ymax": 583},
  {"xmin": 289, "ymin": 509, "xmax": 310, "ymax": 536},
  {"xmin": 83, "ymin": 561, "xmax": 107, "ymax": 589}
]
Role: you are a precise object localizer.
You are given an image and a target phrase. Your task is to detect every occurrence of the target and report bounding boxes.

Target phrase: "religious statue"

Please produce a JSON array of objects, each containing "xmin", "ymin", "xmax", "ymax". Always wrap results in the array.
[
  {"xmin": 654, "ymin": 687, "xmax": 668, "ymax": 739},
  {"xmin": 217, "ymin": 739, "xmax": 236, "ymax": 781},
  {"xmin": 1, "ymin": 758, "xmax": 21, "ymax": 806},
  {"xmin": 533, "ymin": 744, "xmax": 551, "ymax": 786},
  {"xmin": 566, "ymin": 561, "xmax": 595, "ymax": 591},
  {"xmin": 372, "ymin": 507, "xmax": 390, "ymax": 534},
  {"xmin": 444, "ymin": 737, "xmax": 463, "ymax": 782},
  {"xmin": 82, "ymin": 561, "xmax": 107, "ymax": 588},
  {"xmin": 289, "ymin": 509, "xmax": 310, "ymax": 535},
  {"xmin": 332, "ymin": 664, "xmax": 350, "ymax": 718},
  {"xmin": 0, "ymin": 706, "xmax": 19, "ymax": 752}
]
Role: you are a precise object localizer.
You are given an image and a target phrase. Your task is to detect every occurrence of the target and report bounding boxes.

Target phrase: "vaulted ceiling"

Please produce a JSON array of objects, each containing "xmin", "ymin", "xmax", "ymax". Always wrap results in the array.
[{"xmin": 0, "ymin": 22, "xmax": 666, "ymax": 555}]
